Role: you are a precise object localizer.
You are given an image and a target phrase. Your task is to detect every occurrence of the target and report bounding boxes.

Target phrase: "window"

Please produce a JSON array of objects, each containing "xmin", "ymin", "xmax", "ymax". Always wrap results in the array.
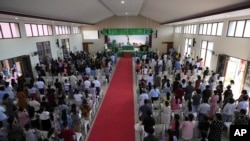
[
  {"xmin": 235, "ymin": 20, "xmax": 245, "ymax": 37},
  {"xmin": 227, "ymin": 19, "xmax": 250, "ymax": 38},
  {"xmin": 243, "ymin": 20, "xmax": 250, "ymax": 37},
  {"xmin": 211, "ymin": 23, "xmax": 217, "ymax": 35},
  {"xmin": 36, "ymin": 41, "xmax": 52, "ymax": 64},
  {"xmin": 203, "ymin": 24, "xmax": 207, "ymax": 35},
  {"xmin": 43, "ymin": 25, "xmax": 48, "ymax": 35},
  {"xmin": 31, "ymin": 24, "xmax": 38, "ymax": 36},
  {"xmin": 207, "ymin": 24, "xmax": 212, "ymax": 35},
  {"xmin": 184, "ymin": 38, "xmax": 192, "ymax": 56},
  {"xmin": 199, "ymin": 22, "xmax": 223, "ymax": 36},
  {"xmin": 55, "ymin": 25, "xmax": 71, "ymax": 35},
  {"xmin": 201, "ymin": 40, "xmax": 214, "ymax": 68},
  {"xmin": 199, "ymin": 24, "xmax": 203, "ymax": 34},
  {"xmin": 25, "ymin": 24, "xmax": 53, "ymax": 37},
  {"xmin": 10, "ymin": 23, "xmax": 20, "ymax": 37},
  {"xmin": 0, "ymin": 28, "xmax": 2, "ymax": 38},
  {"xmin": 227, "ymin": 21, "xmax": 236, "ymax": 36},
  {"xmin": 25, "ymin": 24, "xmax": 32, "ymax": 37},
  {"xmin": 183, "ymin": 24, "xmax": 196, "ymax": 34},
  {"xmin": 38, "ymin": 25, "xmax": 44, "ymax": 36},
  {"xmin": 73, "ymin": 26, "xmax": 80, "ymax": 34},
  {"xmin": 0, "ymin": 22, "xmax": 20, "ymax": 39},
  {"xmin": 83, "ymin": 30, "xmax": 98, "ymax": 39},
  {"xmin": 217, "ymin": 22, "xmax": 223, "ymax": 36}
]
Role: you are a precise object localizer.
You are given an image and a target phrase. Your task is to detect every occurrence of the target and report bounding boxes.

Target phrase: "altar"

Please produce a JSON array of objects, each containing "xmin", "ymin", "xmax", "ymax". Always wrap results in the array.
[{"xmin": 122, "ymin": 45, "xmax": 134, "ymax": 50}]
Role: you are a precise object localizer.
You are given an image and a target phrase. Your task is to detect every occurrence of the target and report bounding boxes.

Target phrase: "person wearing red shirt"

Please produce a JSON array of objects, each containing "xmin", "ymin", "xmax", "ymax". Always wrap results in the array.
[
  {"xmin": 60, "ymin": 121, "xmax": 76, "ymax": 141},
  {"xmin": 175, "ymin": 84, "xmax": 184, "ymax": 103}
]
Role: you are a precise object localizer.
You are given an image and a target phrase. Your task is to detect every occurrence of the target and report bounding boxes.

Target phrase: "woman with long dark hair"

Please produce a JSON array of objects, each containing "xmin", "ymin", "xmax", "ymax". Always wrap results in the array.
[{"xmin": 169, "ymin": 114, "xmax": 180, "ymax": 139}]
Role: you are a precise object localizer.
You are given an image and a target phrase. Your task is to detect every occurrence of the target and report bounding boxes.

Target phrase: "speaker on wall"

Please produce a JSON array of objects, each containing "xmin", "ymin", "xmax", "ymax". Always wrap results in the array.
[
  {"xmin": 193, "ymin": 38, "xmax": 196, "ymax": 47},
  {"xmin": 155, "ymin": 30, "xmax": 158, "ymax": 38}
]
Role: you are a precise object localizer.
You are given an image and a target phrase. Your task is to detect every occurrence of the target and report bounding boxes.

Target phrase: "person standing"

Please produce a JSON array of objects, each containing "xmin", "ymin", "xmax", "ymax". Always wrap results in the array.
[
  {"xmin": 222, "ymin": 98, "xmax": 235, "ymax": 122},
  {"xmin": 149, "ymin": 85, "xmax": 160, "ymax": 103},
  {"xmin": 139, "ymin": 89, "xmax": 149, "ymax": 107},
  {"xmin": 208, "ymin": 90, "xmax": 219, "ymax": 118},
  {"xmin": 192, "ymin": 89, "xmax": 202, "ymax": 112},
  {"xmin": 60, "ymin": 121, "xmax": 76, "ymax": 141},
  {"xmin": 184, "ymin": 81, "xmax": 194, "ymax": 101},
  {"xmin": 208, "ymin": 113, "xmax": 224, "ymax": 141}
]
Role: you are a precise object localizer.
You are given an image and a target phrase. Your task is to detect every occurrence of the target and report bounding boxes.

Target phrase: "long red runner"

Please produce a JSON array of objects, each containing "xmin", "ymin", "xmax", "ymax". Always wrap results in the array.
[{"xmin": 88, "ymin": 58, "xmax": 135, "ymax": 141}]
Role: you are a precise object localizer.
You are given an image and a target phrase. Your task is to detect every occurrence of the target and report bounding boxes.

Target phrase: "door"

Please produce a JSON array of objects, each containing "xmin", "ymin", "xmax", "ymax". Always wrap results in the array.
[
  {"xmin": 216, "ymin": 54, "xmax": 229, "ymax": 77},
  {"xmin": 82, "ymin": 42, "xmax": 93, "ymax": 53},
  {"xmin": 224, "ymin": 57, "xmax": 247, "ymax": 99},
  {"xmin": 243, "ymin": 62, "xmax": 250, "ymax": 95},
  {"xmin": 62, "ymin": 38, "xmax": 70, "ymax": 58},
  {"xmin": 20, "ymin": 55, "xmax": 33, "ymax": 78},
  {"xmin": 83, "ymin": 43, "xmax": 89, "ymax": 53}
]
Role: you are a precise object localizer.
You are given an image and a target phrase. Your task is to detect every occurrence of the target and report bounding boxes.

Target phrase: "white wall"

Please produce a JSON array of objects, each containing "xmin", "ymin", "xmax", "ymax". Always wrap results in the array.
[
  {"xmin": 82, "ymin": 16, "xmax": 174, "ymax": 54},
  {"xmin": 0, "ymin": 20, "xmax": 83, "ymax": 74},
  {"xmin": 173, "ymin": 15, "xmax": 250, "ymax": 71}
]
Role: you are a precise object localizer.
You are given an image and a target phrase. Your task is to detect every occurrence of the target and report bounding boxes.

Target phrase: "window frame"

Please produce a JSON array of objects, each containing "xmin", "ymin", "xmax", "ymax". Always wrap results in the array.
[
  {"xmin": 25, "ymin": 23, "xmax": 53, "ymax": 37},
  {"xmin": 55, "ymin": 25, "xmax": 71, "ymax": 35},
  {"xmin": 226, "ymin": 19, "xmax": 250, "ymax": 38},
  {"xmin": 0, "ymin": 22, "xmax": 21, "ymax": 39}
]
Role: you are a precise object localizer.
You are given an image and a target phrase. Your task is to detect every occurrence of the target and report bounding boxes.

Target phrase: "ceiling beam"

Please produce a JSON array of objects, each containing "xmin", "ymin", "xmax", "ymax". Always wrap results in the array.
[
  {"xmin": 98, "ymin": 0, "xmax": 115, "ymax": 16},
  {"xmin": 161, "ymin": 1, "xmax": 250, "ymax": 25},
  {"xmin": 0, "ymin": 10, "xmax": 93, "ymax": 25}
]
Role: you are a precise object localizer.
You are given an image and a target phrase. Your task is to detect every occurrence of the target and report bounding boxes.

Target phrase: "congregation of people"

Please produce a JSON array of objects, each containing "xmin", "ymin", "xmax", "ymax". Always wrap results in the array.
[
  {"xmin": 136, "ymin": 50, "xmax": 250, "ymax": 141},
  {"xmin": 0, "ymin": 51, "xmax": 116, "ymax": 141}
]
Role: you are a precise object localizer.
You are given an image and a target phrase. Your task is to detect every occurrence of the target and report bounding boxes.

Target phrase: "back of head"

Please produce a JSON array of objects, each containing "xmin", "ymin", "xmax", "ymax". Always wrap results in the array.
[
  {"xmin": 188, "ymin": 113, "xmax": 194, "ymax": 121},
  {"xmin": 147, "ymin": 127, "xmax": 154, "ymax": 135},
  {"xmin": 146, "ymin": 110, "xmax": 152, "ymax": 116},
  {"xmin": 240, "ymin": 109, "xmax": 247, "ymax": 115}
]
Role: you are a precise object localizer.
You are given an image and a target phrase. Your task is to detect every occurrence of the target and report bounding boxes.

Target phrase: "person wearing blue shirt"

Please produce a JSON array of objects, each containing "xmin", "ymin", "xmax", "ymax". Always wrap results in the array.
[
  {"xmin": 149, "ymin": 85, "xmax": 160, "ymax": 102},
  {"xmin": 175, "ymin": 59, "xmax": 181, "ymax": 71}
]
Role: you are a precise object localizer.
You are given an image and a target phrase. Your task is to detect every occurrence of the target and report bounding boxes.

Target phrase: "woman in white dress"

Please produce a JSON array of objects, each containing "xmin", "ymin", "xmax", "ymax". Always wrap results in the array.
[{"xmin": 162, "ymin": 101, "xmax": 171, "ymax": 125}]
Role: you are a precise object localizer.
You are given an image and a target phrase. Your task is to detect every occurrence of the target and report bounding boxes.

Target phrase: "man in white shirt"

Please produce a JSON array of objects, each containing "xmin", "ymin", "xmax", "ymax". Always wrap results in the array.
[
  {"xmin": 139, "ymin": 89, "xmax": 149, "ymax": 106},
  {"xmin": 199, "ymin": 80, "xmax": 207, "ymax": 92},
  {"xmin": 35, "ymin": 78, "xmax": 45, "ymax": 95},
  {"xmin": 74, "ymin": 90, "xmax": 83, "ymax": 107},
  {"xmin": 236, "ymin": 95, "xmax": 249, "ymax": 112},
  {"xmin": 222, "ymin": 98, "xmax": 236, "ymax": 122},
  {"xmin": 146, "ymin": 73, "xmax": 154, "ymax": 85},
  {"xmin": 92, "ymin": 77, "xmax": 101, "ymax": 95},
  {"xmin": 85, "ymin": 66, "xmax": 91, "ymax": 75},
  {"xmin": 70, "ymin": 73, "xmax": 78, "ymax": 89},
  {"xmin": 64, "ymin": 79, "xmax": 70, "ymax": 93},
  {"xmin": 29, "ymin": 98, "xmax": 41, "ymax": 112},
  {"xmin": 197, "ymin": 99, "xmax": 210, "ymax": 122},
  {"xmin": 84, "ymin": 78, "xmax": 91, "ymax": 91}
]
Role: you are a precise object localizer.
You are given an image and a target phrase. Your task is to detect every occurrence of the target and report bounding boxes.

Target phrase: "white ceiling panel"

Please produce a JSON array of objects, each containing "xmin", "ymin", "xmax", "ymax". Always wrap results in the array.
[
  {"xmin": 0, "ymin": 0, "xmax": 249, "ymax": 24},
  {"xmin": 100, "ymin": 0, "xmax": 144, "ymax": 16},
  {"xmin": 0, "ymin": 0, "xmax": 114, "ymax": 24},
  {"xmin": 140, "ymin": 0, "xmax": 249, "ymax": 23}
]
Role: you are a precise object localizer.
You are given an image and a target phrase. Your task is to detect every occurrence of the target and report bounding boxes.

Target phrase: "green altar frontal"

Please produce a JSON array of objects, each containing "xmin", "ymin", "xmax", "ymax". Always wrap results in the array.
[{"xmin": 121, "ymin": 45, "xmax": 134, "ymax": 50}]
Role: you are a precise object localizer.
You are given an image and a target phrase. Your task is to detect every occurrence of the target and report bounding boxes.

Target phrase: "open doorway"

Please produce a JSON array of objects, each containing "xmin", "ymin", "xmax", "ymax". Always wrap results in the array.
[
  {"xmin": 61, "ymin": 38, "xmax": 70, "ymax": 58},
  {"xmin": 224, "ymin": 57, "xmax": 247, "ymax": 99}
]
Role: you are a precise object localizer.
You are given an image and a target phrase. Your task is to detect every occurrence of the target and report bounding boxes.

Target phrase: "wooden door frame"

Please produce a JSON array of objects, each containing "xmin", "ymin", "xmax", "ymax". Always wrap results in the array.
[{"xmin": 82, "ymin": 42, "xmax": 93, "ymax": 53}]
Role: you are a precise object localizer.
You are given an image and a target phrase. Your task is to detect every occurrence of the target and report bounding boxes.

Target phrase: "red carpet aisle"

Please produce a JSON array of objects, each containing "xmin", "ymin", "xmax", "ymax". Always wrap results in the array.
[{"xmin": 88, "ymin": 58, "xmax": 135, "ymax": 141}]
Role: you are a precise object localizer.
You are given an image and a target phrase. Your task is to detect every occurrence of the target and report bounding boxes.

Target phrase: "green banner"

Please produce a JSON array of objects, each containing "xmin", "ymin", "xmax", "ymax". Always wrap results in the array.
[{"xmin": 102, "ymin": 28, "xmax": 153, "ymax": 35}]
